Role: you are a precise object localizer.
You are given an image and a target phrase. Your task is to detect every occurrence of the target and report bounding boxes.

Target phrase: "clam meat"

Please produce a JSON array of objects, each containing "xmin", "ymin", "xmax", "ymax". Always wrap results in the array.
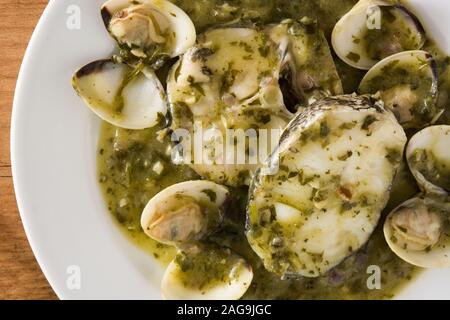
[
  {"xmin": 384, "ymin": 195, "xmax": 450, "ymax": 268},
  {"xmin": 101, "ymin": 0, "xmax": 196, "ymax": 63},
  {"xmin": 332, "ymin": 0, "xmax": 426, "ymax": 70},
  {"xmin": 359, "ymin": 50, "xmax": 440, "ymax": 129},
  {"xmin": 140, "ymin": 180, "xmax": 230, "ymax": 246}
]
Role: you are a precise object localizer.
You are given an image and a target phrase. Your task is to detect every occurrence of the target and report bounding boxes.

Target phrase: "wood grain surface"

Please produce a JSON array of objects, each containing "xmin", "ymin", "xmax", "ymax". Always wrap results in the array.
[{"xmin": 0, "ymin": 0, "xmax": 57, "ymax": 300}]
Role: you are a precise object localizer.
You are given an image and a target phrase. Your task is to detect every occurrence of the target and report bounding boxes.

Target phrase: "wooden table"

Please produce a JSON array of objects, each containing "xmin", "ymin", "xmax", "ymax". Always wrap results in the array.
[{"xmin": 0, "ymin": 0, "xmax": 57, "ymax": 300}]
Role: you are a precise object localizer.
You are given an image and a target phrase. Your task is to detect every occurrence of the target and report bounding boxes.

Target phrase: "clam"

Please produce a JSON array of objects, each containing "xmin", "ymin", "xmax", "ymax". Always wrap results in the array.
[
  {"xmin": 384, "ymin": 195, "xmax": 450, "ymax": 268},
  {"xmin": 141, "ymin": 181, "xmax": 254, "ymax": 299},
  {"xmin": 140, "ymin": 180, "xmax": 230, "ymax": 246},
  {"xmin": 161, "ymin": 243, "xmax": 253, "ymax": 300},
  {"xmin": 359, "ymin": 50, "xmax": 441, "ymax": 129},
  {"xmin": 406, "ymin": 125, "xmax": 450, "ymax": 195},
  {"xmin": 72, "ymin": 59, "xmax": 167, "ymax": 129},
  {"xmin": 332, "ymin": 0, "xmax": 426, "ymax": 70},
  {"xmin": 101, "ymin": 0, "xmax": 196, "ymax": 62},
  {"xmin": 246, "ymin": 95, "xmax": 407, "ymax": 278}
]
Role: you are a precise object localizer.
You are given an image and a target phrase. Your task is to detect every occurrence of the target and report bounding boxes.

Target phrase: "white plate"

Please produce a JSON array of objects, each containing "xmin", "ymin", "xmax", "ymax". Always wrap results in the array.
[{"xmin": 11, "ymin": 0, "xmax": 450, "ymax": 299}]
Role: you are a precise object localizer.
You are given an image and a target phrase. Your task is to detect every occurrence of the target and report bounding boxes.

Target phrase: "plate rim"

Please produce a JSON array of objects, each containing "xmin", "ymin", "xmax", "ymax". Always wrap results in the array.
[{"xmin": 10, "ymin": 0, "xmax": 63, "ymax": 299}]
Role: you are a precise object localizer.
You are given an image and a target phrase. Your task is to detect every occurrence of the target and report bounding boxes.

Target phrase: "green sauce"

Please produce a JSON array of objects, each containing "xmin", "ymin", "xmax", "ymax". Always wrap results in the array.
[
  {"xmin": 97, "ymin": 123, "xmax": 199, "ymax": 264},
  {"xmin": 359, "ymin": 56, "xmax": 439, "ymax": 129},
  {"xmin": 173, "ymin": 243, "xmax": 247, "ymax": 292},
  {"xmin": 96, "ymin": 0, "xmax": 450, "ymax": 299},
  {"xmin": 361, "ymin": 6, "xmax": 425, "ymax": 62}
]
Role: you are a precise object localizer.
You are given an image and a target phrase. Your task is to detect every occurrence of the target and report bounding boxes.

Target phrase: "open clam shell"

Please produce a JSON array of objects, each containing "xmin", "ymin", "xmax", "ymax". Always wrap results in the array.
[
  {"xmin": 72, "ymin": 59, "xmax": 167, "ymax": 129},
  {"xmin": 384, "ymin": 195, "xmax": 450, "ymax": 268},
  {"xmin": 161, "ymin": 243, "xmax": 253, "ymax": 300},
  {"xmin": 359, "ymin": 50, "xmax": 440, "ymax": 129},
  {"xmin": 101, "ymin": 0, "xmax": 196, "ymax": 61},
  {"xmin": 406, "ymin": 125, "xmax": 450, "ymax": 195},
  {"xmin": 332, "ymin": 0, "xmax": 426, "ymax": 70},
  {"xmin": 140, "ymin": 180, "xmax": 230, "ymax": 246}
]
